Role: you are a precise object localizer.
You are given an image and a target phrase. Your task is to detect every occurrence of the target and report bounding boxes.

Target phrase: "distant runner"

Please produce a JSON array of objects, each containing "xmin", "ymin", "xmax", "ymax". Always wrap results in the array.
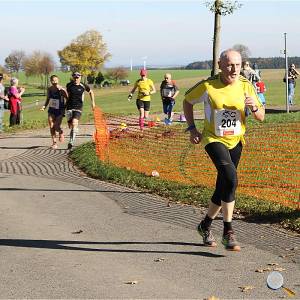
[
  {"xmin": 128, "ymin": 69, "xmax": 156, "ymax": 130},
  {"xmin": 183, "ymin": 49, "xmax": 265, "ymax": 251},
  {"xmin": 160, "ymin": 73, "xmax": 179, "ymax": 125},
  {"xmin": 41, "ymin": 75, "xmax": 68, "ymax": 149},
  {"xmin": 66, "ymin": 72, "xmax": 95, "ymax": 150}
]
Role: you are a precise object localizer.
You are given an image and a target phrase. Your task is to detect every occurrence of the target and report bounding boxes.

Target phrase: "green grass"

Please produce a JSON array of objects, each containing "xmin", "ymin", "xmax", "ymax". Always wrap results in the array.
[
  {"xmin": 1, "ymin": 98, "xmax": 95, "ymax": 131},
  {"xmin": 12, "ymin": 69, "xmax": 208, "ymax": 88},
  {"xmin": 126, "ymin": 69, "xmax": 209, "ymax": 82},
  {"xmin": 93, "ymin": 69, "xmax": 300, "ymax": 112},
  {"xmin": 248, "ymin": 110, "xmax": 300, "ymax": 125},
  {"xmin": 3, "ymin": 70, "xmax": 299, "ymax": 232},
  {"xmin": 2, "ymin": 69, "xmax": 299, "ymax": 135},
  {"xmin": 70, "ymin": 142, "xmax": 300, "ymax": 233},
  {"xmin": 6, "ymin": 69, "xmax": 299, "ymax": 117},
  {"xmin": 11, "ymin": 72, "xmax": 72, "ymax": 87},
  {"xmin": 4, "ymin": 70, "xmax": 209, "ymax": 118},
  {"xmin": 259, "ymin": 69, "xmax": 300, "ymax": 106}
]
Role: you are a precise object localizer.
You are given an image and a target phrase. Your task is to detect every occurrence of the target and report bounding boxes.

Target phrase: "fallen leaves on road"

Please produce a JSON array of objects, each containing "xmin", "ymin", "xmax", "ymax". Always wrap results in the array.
[
  {"xmin": 255, "ymin": 267, "xmax": 272, "ymax": 273},
  {"xmin": 285, "ymin": 247, "xmax": 298, "ymax": 251},
  {"xmin": 279, "ymin": 253, "xmax": 295, "ymax": 258},
  {"xmin": 154, "ymin": 257, "xmax": 166, "ymax": 262},
  {"xmin": 282, "ymin": 286, "xmax": 296, "ymax": 297},
  {"xmin": 124, "ymin": 280, "xmax": 138, "ymax": 285},
  {"xmin": 239, "ymin": 286, "xmax": 255, "ymax": 293},
  {"xmin": 273, "ymin": 267, "xmax": 286, "ymax": 272},
  {"xmin": 204, "ymin": 296, "xmax": 219, "ymax": 300},
  {"xmin": 255, "ymin": 264, "xmax": 286, "ymax": 273}
]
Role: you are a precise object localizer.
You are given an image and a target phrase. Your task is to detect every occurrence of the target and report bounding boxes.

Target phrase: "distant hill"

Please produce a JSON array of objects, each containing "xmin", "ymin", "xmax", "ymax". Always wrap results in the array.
[{"xmin": 185, "ymin": 56, "xmax": 300, "ymax": 70}]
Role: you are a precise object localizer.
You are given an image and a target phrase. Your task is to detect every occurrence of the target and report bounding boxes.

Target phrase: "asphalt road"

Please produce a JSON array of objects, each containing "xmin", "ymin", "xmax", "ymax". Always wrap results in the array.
[{"xmin": 0, "ymin": 125, "xmax": 299, "ymax": 299}]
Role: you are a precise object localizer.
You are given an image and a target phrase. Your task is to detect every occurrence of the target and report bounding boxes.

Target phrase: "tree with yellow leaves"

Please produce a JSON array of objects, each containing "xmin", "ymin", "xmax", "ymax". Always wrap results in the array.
[
  {"xmin": 58, "ymin": 30, "xmax": 111, "ymax": 77},
  {"xmin": 23, "ymin": 51, "xmax": 55, "ymax": 91}
]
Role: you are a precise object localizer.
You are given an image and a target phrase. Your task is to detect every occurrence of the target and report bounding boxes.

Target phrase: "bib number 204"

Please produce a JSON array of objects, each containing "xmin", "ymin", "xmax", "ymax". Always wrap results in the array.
[{"xmin": 221, "ymin": 118, "xmax": 236, "ymax": 128}]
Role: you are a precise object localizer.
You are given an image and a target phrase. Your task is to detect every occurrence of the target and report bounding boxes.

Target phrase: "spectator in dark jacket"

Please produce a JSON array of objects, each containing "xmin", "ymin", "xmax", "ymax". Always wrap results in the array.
[{"xmin": 286, "ymin": 64, "xmax": 300, "ymax": 105}]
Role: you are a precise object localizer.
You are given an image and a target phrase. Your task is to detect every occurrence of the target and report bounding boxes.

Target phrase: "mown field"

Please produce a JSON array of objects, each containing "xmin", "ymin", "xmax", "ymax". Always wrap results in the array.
[
  {"xmin": 2, "ymin": 69, "xmax": 299, "ymax": 231},
  {"xmin": 2, "ymin": 68, "xmax": 299, "ymax": 129}
]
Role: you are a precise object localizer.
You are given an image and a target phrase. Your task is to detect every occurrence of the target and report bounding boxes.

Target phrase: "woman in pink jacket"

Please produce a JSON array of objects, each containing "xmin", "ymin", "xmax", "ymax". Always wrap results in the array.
[{"xmin": 8, "ymin": 78, "xmax": 25, "ymax": 126}]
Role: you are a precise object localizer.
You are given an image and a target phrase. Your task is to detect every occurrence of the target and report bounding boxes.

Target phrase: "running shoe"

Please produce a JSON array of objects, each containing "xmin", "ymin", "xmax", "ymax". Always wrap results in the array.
[
  {"xmin": 197, "ymin": 222, "xmax": 217, "ymax": 247},
  {"xmin": 222, "ymin": 230, "xmax": 241, "ymax": 251},
  {"xmin": 164, "ymin": 118, "xmax": 172, "ymax": 125},
  {"xmin": 51, "ymin": 143, "xmax": 58, "ymax": 149}
]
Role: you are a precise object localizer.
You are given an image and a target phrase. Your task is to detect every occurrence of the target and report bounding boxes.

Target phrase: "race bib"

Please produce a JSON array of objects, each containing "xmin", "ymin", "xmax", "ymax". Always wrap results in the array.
[
  {"xmin": 162, "ymin": 89, "xmax": 173, "ymax": 98},
  {"xmin": 49, "ymin": 98, "xmax": 59, "ymax": 109},
  {"xmin": 214, "ymin": 109, "xmax": 242, "ymax": 137}
]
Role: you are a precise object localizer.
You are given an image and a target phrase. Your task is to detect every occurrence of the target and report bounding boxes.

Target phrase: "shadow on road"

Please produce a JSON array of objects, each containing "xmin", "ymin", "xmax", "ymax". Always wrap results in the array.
[
  {"xmin": 0, "ymin": 146, "xmax": 41, "ymax": 150},
  {"xmin": 265, "ymin": 107, "xmax": 300, "ymax": 113},
  {"xmin": 0, "ymin": 187, "xmax": 143, "ymax": 194},
  {"xmin": 0, "ymin": 239, "xmax": 225, "ymax": 257},
  {"xmin": 0, "ymin": 134, "xmax": 92, "ymax": 139},
  {"xmin": 0, "ymin": 135, "xmax": 50, "ymax": 139}
]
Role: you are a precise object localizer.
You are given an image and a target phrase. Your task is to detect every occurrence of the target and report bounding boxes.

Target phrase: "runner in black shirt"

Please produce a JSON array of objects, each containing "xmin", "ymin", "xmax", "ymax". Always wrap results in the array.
[
  {"xmin": 66, "ymin": 72, "xmax": 95, "ymax": 149},
  {"xmin": 160, "ymin": 73, "xmax": 179, "ymax": 125},
  {"xmin": 41, "ymin": 75, "xmax": 67, "ymax": 149}
]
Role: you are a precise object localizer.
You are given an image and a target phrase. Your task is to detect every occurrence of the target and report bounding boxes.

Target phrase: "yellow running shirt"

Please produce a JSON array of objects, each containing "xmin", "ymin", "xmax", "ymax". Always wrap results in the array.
[
  {"xmin": 185, "ymin": 75, "xmax": 262, "ymax": 149},
  {"xmin": 135, "ymin": 78, "xmax": 154, "ymax": 101}
]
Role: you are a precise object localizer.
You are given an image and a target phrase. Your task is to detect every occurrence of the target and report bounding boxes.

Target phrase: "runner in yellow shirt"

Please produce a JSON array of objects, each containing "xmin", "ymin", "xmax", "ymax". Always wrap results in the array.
[
  {"xmin": 128, "ymin": 69, "xmax": 156, "ymax": 130},
  {"xmin": 183, "ymin": 49, "xmax": 265, "ymax": 251}
]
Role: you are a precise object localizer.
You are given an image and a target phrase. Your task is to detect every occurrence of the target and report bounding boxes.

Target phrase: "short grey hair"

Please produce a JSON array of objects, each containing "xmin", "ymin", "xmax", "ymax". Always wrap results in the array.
[
  {"xmin": 10, "ymin": 77, "xmax": 18, "ymax": 85},
  {"xmin": 220, "ymin": 49, "xmax": 241, "ymax": 61}
]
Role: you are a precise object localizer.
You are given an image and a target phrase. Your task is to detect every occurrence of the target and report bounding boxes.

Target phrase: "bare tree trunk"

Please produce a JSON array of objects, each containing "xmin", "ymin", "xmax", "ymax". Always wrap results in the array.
[{"xmin": 212, "ymin": 0, "xmax": 221, "ymax": 76}]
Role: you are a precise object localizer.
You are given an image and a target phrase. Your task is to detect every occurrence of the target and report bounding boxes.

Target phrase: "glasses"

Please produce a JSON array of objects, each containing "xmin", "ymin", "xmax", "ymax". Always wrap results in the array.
[{"xmin": 73, "ymin": 76, "xmax": 81, "ymax": 79}]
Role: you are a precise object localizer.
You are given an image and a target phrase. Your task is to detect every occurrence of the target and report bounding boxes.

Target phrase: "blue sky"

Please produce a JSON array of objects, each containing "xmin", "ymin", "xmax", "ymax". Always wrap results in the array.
[{"xmin": 1, "ymin": 0, "xmax": 300, "ymax": 67}]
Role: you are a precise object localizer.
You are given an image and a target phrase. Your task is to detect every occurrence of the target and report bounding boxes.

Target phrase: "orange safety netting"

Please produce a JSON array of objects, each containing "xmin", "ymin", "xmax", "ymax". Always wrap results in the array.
[
  {"xmin": 93, "ymin": 108, "xmax": 300, "ymax": 210},
  {"xmin": 93, "ymin": 107, "xmax": 109, "ymax": 160}
]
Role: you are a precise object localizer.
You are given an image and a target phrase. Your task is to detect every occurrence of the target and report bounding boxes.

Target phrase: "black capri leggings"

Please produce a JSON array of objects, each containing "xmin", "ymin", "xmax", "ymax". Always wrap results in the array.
[{"xmin": 205, "ymin": 142, "xmax": 243, "ymax": 206}]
